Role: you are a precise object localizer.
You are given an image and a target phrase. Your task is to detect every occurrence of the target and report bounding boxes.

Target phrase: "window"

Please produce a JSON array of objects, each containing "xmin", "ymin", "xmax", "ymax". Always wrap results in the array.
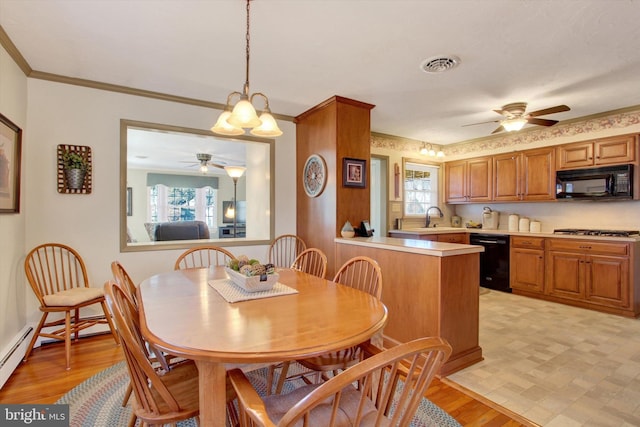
[
  {"xmin": 148, "ymin": 185, "xmax": 218, "ymax": 229},
  {"xmin": 403, "ymin": 161, "xmax": 439, "ymax": 217}
]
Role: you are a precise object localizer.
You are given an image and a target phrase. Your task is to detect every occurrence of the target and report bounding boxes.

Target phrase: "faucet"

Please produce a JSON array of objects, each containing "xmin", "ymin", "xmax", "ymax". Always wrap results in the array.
[{"xmin": 425, "ymin": 206, "xmax": 444, "ymax": 228}]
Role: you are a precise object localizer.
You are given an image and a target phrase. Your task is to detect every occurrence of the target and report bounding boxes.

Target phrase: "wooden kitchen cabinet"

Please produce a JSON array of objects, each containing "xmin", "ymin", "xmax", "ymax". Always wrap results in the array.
[
  {"xmin": 493, "ymin": 147, "xmax": 555, "ymax": 201},
  {"xmin": 556, "ymin": 134, "xmax": 636, "ymax": 169},
  {"xmin": 510, "ymin": 236, "xmax": 545, "ymax": 293},
  {"xmin": 445, "ymin": 157, "xmax": 492, "ymax": 203},
  {"xmin": 437, "ymin": 233, "xmax": 469, "ymax": 244},
  {"xmin": 546, "ymin": 239, "xmax": 630, "ymax": 310}
]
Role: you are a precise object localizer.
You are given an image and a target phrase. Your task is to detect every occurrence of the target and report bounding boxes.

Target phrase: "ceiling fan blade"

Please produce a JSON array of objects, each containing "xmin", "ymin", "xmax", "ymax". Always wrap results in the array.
[
  {"xmin": 208, "ymin": 162, "xmax": 226, "ymax": 169},
  {"xmin": 527, "ymin": 105, "xmax": 570, "ymax": 117},
  {"xmin": 527, "ymin": 118, "xmax": 558, "ymax": 127},
  {"xmin": 493, "ymin": 109, "xmax": 507, "ymax": 116},
  {"xmin": 491, "ymin": 125, "xmax": 505, "ymax": 134},
  {"xmin": 462, "ymin": 119, "xmax": 500, "ymax": 127}
]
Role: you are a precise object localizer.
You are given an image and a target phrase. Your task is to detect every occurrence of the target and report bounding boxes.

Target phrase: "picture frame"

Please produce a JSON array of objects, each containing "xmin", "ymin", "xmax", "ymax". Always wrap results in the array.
[
  {"xmin": 342, "ymin": 157, "xmax": 366, "ymax": 188},
  {"xmin": 0, "ymin": 113, "xmax": 22, "ymax": 213}
]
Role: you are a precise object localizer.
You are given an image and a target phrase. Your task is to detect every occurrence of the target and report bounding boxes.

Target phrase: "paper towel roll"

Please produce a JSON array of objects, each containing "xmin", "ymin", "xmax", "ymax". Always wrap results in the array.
[
  {"xmin": 519, "ymin": 217, "xmax": 530, "ymax": 232},
  {"xmin": 508, "ymin": 214, "xmax": 520, "ymax": 231},
  {"xmin": 530, "ymin": 221, "xmax": 541, "ymax": 233}
]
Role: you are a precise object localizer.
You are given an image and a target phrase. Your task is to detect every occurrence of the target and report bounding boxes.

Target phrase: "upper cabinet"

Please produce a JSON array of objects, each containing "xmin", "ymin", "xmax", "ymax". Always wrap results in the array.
[
  {"xmin": 446, "ymin": 133, "xmax": 639, "ymax": 204},
  {"xmin": 493, "ymin": 147, "xmax": 555, "ymax": 202},
  {"xmin": 556, "ymin": 134, "xmax": 637, "ymax": 170},
  {"xmin": 445, "ymin": 157, "xmax": 492, "ymax": 203}
]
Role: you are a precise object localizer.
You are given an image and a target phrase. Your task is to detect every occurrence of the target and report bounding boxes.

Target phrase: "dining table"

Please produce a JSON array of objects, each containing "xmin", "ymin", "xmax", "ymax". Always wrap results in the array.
[{"xmin": 138, "ymin": 266, "xmax": 388, "ymax": 427}]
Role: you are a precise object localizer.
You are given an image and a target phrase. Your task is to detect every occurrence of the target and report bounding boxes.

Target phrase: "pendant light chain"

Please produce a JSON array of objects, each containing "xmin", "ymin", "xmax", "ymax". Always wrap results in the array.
[
  {"xmin": 210, "ymin": 0, "xmax": 283, "ymax": 137},
  {"xmin": 243, "ymin": 0, "xmax": 251, "ymax": 96}
]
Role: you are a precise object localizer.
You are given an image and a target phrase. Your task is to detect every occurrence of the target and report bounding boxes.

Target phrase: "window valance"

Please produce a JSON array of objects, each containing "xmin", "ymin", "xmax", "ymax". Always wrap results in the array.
[{"xmin": 146, "ymin": 173, "xmax": 219, "ymax": 189}]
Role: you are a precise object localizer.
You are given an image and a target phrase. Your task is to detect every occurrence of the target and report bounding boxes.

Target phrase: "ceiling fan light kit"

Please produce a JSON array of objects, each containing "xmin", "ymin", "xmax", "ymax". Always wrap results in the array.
[
  {"xmin": 465, "ymin": 102, "xmax": 570, "ymax": 134},
  {"xmin": 211, "ymin": 0, "xmax": 283, "ymax": 138},
  {"xmin": 501, "ymin": 117, "xmax": 528, "ymax": 132}
]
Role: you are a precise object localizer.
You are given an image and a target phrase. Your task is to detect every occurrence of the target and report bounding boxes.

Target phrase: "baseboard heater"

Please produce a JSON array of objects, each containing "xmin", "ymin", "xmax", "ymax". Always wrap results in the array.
[{"xmin": 0, "ymin": 326, "xmax": 34, "ymax": 389}]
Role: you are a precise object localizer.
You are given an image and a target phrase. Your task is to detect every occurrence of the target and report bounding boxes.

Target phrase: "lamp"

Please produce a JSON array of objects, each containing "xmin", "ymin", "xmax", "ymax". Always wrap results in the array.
[
  {"xmin": 211, "ymin": 0, "xmax": 283, "ymax": 138},
  {"xmin": 224, "ymin": 166, "xmax": 246, "ymax": 238},
  {"xmin": 501, "ymin": 117, "xmax": 528, "ymax": 132}
]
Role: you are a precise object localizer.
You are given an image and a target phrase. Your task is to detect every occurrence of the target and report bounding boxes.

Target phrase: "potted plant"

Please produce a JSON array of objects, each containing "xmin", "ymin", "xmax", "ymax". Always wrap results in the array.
[{"xmin": 62, "ymin": 150, "xmax": 89, "ymax": 189}]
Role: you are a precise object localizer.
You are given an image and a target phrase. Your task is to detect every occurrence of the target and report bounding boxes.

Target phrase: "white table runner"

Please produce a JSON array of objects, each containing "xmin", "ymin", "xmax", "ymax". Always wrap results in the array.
[{"xmin": 208, "ymin": 278, "xmax": 298, "ymax": 303}]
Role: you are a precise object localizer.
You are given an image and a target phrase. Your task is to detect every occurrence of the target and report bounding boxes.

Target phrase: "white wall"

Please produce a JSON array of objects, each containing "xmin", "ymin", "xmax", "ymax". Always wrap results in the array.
[
  {"xmin": 23, "ymin": 79, "xmax": 296, "ymax": 321},
  {"xmin": 0, "ymin": 44, "xmax": 27, "ymax": 357}
]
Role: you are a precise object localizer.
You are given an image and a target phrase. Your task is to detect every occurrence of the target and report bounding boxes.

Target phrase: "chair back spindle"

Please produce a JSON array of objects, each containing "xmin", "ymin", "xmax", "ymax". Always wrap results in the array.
[
  {"xmin": 268, "ymin": 234, "xmax": 306, "ymax": 268},
  {"xmin": 174, "ymin": 245, "xmax": 236, "ymax": 270},
  {"xmin": 290, "ymin": 248, "xmax": 327, "ymax": 279}
]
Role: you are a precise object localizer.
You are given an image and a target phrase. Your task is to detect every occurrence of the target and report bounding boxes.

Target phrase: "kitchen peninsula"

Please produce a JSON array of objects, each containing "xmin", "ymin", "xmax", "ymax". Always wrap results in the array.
[{"xmin": 335, "ymin": 236, "xmax": 484, "ymax": 375}]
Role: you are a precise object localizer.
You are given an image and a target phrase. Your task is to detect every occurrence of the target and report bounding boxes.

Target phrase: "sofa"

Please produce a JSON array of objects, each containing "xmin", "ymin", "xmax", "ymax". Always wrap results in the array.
[{"xmin": 145, "ymin": 221, "xmax": 210, "ymax": 241}]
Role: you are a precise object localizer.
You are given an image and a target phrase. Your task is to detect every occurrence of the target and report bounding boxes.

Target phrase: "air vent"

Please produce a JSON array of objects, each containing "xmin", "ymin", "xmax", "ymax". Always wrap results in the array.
[{"xmin": 420, "ymin": 55, "xmax": 461, "ymax": 73}]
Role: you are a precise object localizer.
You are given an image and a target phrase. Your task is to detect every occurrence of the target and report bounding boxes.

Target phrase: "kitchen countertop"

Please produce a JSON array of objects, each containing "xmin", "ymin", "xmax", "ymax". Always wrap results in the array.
[
  {"xmin": 335, "ymin": 236, "xmax": 484, "ymax": 257},
  {"xmin": 389, "ymin": 227, "xmax": 640, "ymax": 242}
]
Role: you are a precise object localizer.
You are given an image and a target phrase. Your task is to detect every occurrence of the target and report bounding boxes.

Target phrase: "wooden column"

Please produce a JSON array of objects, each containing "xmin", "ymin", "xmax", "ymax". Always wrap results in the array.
[{"xmin": 296, "ymin": 96, "xmax": 374, "ymax": 277}]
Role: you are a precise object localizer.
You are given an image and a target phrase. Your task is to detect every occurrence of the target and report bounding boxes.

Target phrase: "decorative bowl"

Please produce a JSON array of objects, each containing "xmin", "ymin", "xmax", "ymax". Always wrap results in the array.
[
  {"xmin": 225, "ymin": 267, "xmax": 279, "ymax": 293},
  {"xmin": 341, "ymin": 230, "xmax": 355, "ymax": 238}
]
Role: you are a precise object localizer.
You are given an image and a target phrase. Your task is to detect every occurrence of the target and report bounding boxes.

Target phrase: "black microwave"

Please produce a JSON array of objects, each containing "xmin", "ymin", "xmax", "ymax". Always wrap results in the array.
[{"xmin": 556, "ymin": 164, "xmax": 633, "ymax": 200}]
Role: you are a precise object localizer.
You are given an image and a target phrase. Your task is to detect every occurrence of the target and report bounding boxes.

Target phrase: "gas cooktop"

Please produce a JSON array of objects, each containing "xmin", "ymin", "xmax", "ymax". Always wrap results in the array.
[{"xmin": 553, "ymin": 228, "xmax": 640, "ymax": 237}]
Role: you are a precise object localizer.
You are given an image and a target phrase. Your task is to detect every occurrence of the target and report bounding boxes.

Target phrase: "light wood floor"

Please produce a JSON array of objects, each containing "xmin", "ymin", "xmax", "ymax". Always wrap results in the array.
[{"xmin": 0, "ymin": 334, "xmax": 536, "ymax": 426}]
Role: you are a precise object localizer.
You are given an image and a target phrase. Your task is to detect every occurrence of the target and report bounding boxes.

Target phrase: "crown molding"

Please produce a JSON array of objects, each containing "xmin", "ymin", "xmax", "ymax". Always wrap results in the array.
[{"xmin": 0, "ymin": 24, "xmax": 294, "ymax": 122}]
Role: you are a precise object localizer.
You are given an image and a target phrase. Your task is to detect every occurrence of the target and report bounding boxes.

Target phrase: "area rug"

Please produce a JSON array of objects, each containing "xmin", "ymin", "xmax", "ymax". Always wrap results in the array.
[{"xmin": 56, "ymin": 361, "xmax": 461, "ymax": 426}]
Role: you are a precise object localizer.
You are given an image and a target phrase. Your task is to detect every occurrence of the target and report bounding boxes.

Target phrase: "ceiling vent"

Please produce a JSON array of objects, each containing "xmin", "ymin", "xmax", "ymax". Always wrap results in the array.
[{"xmin": 420, "ymin": 55, "xmax": 461, "ymax": 73}]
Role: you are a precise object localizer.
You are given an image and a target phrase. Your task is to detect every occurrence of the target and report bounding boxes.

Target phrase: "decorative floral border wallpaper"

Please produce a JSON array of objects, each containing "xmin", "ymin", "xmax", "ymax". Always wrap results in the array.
[{"xmin": 371, "ymin": 108, "xmax": 640, "ymax": 158}]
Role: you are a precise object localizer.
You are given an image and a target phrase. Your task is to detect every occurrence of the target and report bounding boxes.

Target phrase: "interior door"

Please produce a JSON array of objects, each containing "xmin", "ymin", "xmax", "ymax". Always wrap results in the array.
[{"xmin": 370, "ymin": 156, "xmax": 388, "ymax": 238}]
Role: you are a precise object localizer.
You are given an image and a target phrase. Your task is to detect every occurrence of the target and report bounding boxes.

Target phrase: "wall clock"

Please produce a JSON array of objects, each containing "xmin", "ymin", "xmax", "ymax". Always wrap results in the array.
[{"xmin": 303, "ymin": 154, "xmax": 327, "ymax": 197}]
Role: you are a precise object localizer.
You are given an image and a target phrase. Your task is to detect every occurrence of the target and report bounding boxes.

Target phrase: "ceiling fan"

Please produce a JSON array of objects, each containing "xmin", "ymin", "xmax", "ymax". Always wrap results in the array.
[
  {"xmin": 464, "ymin": 102, "xmax": 570, "ymax": 134},
  {"xmin": 181, "ymin": 153, "xmax": 227, "ymax": 173}
]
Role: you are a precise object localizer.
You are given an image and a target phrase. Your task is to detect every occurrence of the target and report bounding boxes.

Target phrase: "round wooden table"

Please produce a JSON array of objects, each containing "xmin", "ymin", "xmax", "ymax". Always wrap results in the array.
[{"xmin": 138, "ymin": 267, "xmax": 388, "ymax": 427}]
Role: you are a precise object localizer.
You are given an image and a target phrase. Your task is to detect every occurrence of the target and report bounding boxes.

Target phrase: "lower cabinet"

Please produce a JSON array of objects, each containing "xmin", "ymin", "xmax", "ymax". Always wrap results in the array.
[
  {"xmin": 510, "ymin": 236, "xmax": 545, "ymax": 293},
  {"xmin": 510, "ymin": 236, "xmax": 636, "ymax": 316},
  {"xmin": 546, "ymin": 239, "xmax": 631, "ymax": 311},
  {"xmin": 436, "ymin": 233, "xmax": 469, "ymax": 244}
]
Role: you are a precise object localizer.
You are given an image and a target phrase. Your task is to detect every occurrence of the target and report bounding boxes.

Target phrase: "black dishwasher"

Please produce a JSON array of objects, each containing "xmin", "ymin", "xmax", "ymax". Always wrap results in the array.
[{"xmin": 469, "ymin": 233, "xmax": 511, "ymax": 293}]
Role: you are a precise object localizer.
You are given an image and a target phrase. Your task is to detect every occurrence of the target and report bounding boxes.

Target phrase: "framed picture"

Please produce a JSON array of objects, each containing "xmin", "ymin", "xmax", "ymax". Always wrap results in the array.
[
  {"xmin": 342, "ymin": 157, "xmax": 366, "ymax": 188},
  {"xmin": 0, "ymin": 113, "xmax": 22, "ymax": 213},
  {"xmin": 126, "ymin": 187, "xmax": 133, "ymax": 216}
]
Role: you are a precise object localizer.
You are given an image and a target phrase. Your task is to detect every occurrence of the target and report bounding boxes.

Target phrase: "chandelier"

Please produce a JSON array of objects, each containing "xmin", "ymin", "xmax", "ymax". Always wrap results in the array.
[{"xmin": 211, "ymin": 0, "xmax": 282, "ymax": 137}]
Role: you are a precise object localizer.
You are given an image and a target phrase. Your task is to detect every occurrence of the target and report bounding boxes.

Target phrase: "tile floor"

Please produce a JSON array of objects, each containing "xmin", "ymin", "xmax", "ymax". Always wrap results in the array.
[{"xmin": 447, "ymin": 289, "xmax": 640, "ymax": 426}]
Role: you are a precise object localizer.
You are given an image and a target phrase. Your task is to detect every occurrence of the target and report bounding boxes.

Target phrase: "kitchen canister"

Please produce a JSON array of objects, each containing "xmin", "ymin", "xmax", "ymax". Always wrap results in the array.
[
  {"xmin": 451, "ymin": 215, "xmax": 462, "ymax": 228},
  {"xmin": 519, "ymin": 217, "xmax": 530, "ymax": 232},
  {"xmin": 508, "ymin": 214, "xmax": 520, "ymax": 232},
  {"xmin": 529, "ymin": 220, "xmax": 541, "ymax": 233}
]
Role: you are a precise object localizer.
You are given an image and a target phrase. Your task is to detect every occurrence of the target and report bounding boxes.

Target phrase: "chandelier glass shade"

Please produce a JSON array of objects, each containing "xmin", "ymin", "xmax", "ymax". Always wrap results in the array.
[{"xmin": 211, "ymin": 0, "xmax": 283, "ymax": 138}]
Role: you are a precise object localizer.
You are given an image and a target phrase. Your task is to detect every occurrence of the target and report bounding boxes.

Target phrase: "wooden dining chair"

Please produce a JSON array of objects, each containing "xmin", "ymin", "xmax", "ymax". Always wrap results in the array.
[
  {"xmin": 23, "ymin": 243, "xmax": 119, "ymax": 370},
  {"xmin": 111, "ymin": 260, "xmax": 138, "ymax": 306},
  {"xmin": 230, "ymin": 337, "xmax": 452, "ymax": 427},
  {"xmin": 268, "ymin": 234, "xmax": 306, "ymax": 268},
  {"xmin": 270, "ymin": 256, "xmax": 383, "ymax": 395},
  {"xmin": 290, "ymin": 248, "xmax": 328, "ymax": 279},
  {"xmin": 111, "ymin": 260, "xmax": 177, "ymax": 408},
  {"xmin": 104, "ymin": 280, "xmax": 201, "ymax": 426},
  {"xmin": 174, "ymin": 245, "xmax": 236, "ymax": 270}
]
